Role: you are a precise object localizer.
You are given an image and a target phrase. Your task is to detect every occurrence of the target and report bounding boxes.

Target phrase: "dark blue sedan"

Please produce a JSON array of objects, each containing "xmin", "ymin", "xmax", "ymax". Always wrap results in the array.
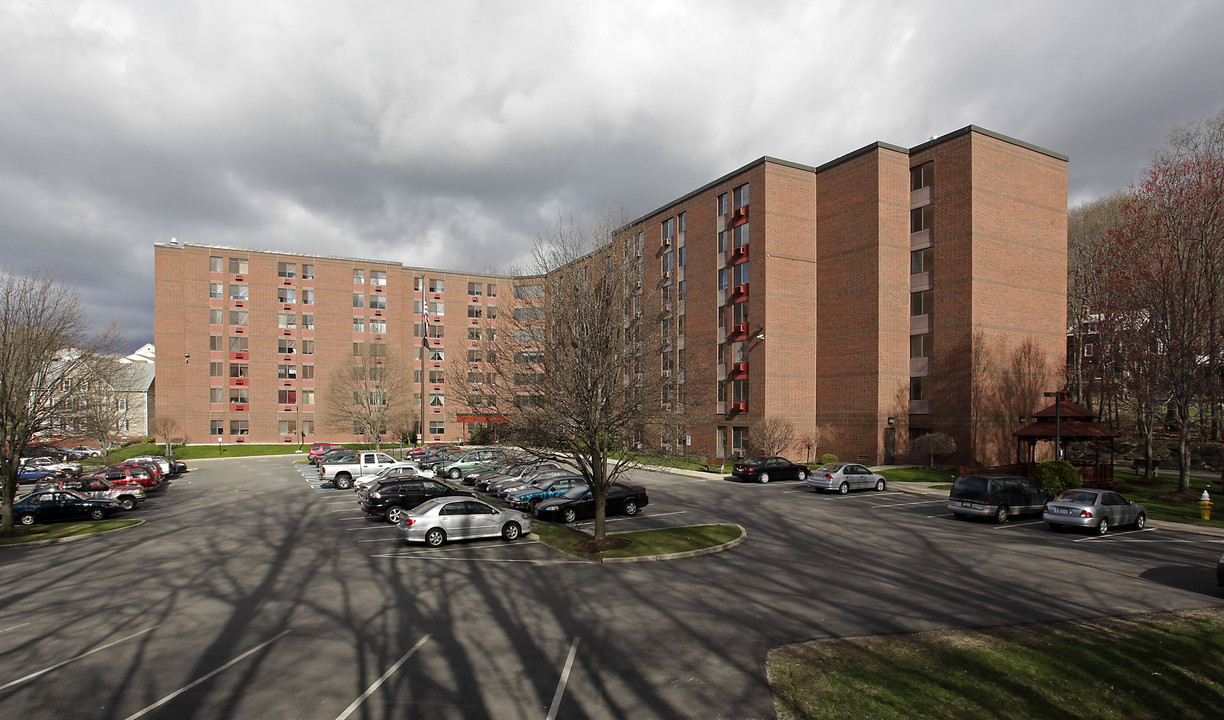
[{"xmin": 13, "ymin": 490, "xmax": 123, "ymax": 526}]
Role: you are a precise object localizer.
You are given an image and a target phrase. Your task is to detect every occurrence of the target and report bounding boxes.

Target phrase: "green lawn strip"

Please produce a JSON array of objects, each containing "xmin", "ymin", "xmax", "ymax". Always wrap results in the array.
[
  {"xmin": 534, "ymin": 522, "xmax": 742, "ymax": 561},
  {"xmin": 768, "ymin": 609, "xmax": 1224, "ymax": 720},
  {"xmin": 878, "ymin": 467, "xmax": 959, "ymax": 484},
  {"xmin": 1109, "ymin": 470, "xmax": 1224, "ymax": 529},
  {"xmin": 0, "ymin": 519, "xmax": 141, "ymax": 546}
]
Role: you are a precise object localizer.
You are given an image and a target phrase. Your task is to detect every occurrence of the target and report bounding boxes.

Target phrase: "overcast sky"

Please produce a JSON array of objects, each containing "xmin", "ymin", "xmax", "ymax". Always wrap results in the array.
[{"xmin": 3, "ymin": 0, "xmax": 1223, "ymax": 348}]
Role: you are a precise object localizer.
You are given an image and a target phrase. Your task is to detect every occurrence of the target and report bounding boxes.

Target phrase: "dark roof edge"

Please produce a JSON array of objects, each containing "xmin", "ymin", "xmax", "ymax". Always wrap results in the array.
[
  {"xmin": 813, "ymin": 141, "xmax": 910, "ymax": 173},
  {"xmin": 909, "ymin": 125, "xmax": 1069, "ymax": 162}
]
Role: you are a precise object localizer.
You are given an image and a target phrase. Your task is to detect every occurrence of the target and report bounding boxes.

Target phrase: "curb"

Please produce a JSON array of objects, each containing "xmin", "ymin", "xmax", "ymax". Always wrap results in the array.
[
  {"xmin": 600, "ymin": 524, "xmax": 747, "ymax": 564},
  {"xmin": 0, "ymin": 519, "xmax": 147, "ymax": 549}
]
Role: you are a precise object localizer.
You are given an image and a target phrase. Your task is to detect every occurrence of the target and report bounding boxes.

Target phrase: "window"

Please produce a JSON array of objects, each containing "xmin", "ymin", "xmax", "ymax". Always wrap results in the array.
[
  {"xmin": 514, "ymin": 285, "xmax": 544, "ymax": 299},
  {"xmin": 732, "ymin": 261, "xmax": 750, "ymax": 286},
  {"xmin": 429, "ymin": 393, "xmax": 445, "ymax": 407},
  {"xmin": 278, "ymin": 339, "xmax": 296, "ymax": 354},
  {"xmin": 468, "ymin": 281, "xmax": 483, "ymax": 296},
  {"xmin": 229, "ymin": 337, "xmax": 248, "ymax": 351},
  {"xmin": 301, "ymin": 314, "xmax": 314, "ymax": 330},
  {"xmin": 514, "ymin": 328, "xmax": 543, "ymax": 342},
  {"xmin": 302, "ymin": 290, "xmax": 315, "ymax": 305},
  {"xmin": 370, "ymin": 270, "xmax": 386, "ymax": 286},
  {"xmin": 278, "ymin": 390, "xmax": 297, "ymax": 404},
  {"xmin": 229, "ymin": 420, "xmax": 249, "ymax": 436},
  {"xmin": 718, "ymin": 268, "xmax": 729, "ymax": 290},
  {"xmin": 117, "ymin": 419, "xmax": 129, "ymax": 432},
  {"xmin": 662, "ymin": 251, "xmax": 674, "ymax": 273},
  {"xmin": 302, "ymin": 264, "xmax": 314, "ymax": 279},
  {"xmin": 910, "ymin": 376, "xmax": 932, "ymax": 401},
  {"xmin": 229, "ymin": 388, "xmax": 248, "ymax": 403},
  {"xmin": 279, "ymin": 420, "xmax": 298, "ymax": 435},
  {"xmin": 428, "ymin": 324, "xmax": 444, "ymax": 339},
  {"xmin": 911, "ymin": 205, "xmax": 934, "ymax": 233},
  {"xmin": 277, "ymin": 313, "xmax": 295, "ymax": 328},
  {"xmin": 718, "ymin": 230, "xmax": 727, "ymax": 253},
  {"xmin": 487, "ymin": 306, "xmax": 497, "ymax": 319},
  {"xmin": 910, "ymin": 162, "xmax": 934, "ymax": 191},
  {"xmin": 732, "ymin": 223, "xmax": 749, "ymax": 249},
  {"xmin": 429, "ymin": 421, "xmax": 445, "ymax": 434},
  {"xmin": 514, "ymin": 307, "xmax": 545, "ymax": 322},
  {"xmin": 515, "ymin": 350, "xmax": 545, "ymax": 364},
  {"xmin": 353, "ymin": 294, "xmax": 365, "ymax": 308},
  {"xmin": 210, "ymin": 388, "xmax": 225, "ymax": 403},
  {"xmin": 467, "ymin": 305, "xmax": 483, "ymax": 319},
  {"xmin": 732, "ymin": 301, "xmax": 749, "ymax": 325},
  {"xmin": 911, "ymin": 290, "xmax": 933, "ymax": 316},
  {"xmin": 369, "ymin": 294, "xmax": 385, "ymax": 310},
  {"xmin": 229, "ymin": 363, "xmax": 249, "ymax": 378},
  {"xmin": 429, "ymin": 348, "xmax": 445, "ymax": 361},
  {"xmin": 209, "ymin": 283, "xmax": 223, "ymax": 299},
  {"xmin": 301, "ymin": 389, "xmax": 315, "ymax": 405},
  {"xmin": 278, "ymin": 364, "xmax": 297, "ymax": 379},
  {"xmin": 370, "ymin": 319, "xmax": 387, "ymax": 333},
  {"xmin": 209, "ymin": 361, "xmax": 224, "ymax": 377},
  {"xmin": 353, "ymin": 269, "xmax": 365, "ymax": 283},
  {"xmin": 210, "ymin": 309, "xmax": 223, "ymax": 325},
  {"xmin": 414, "ymin": 277, "xmax": 424, "ymax": 291},
  {"xmin": 301, "ymin": 365, "xmax": 315, "ymax": 380},
  {"xmin": 732, "ymin": 340, "xmax": 747, "ymax": 364},
  {"xmin": 429, "ymin": 278, "xmax": 445, "ymax": 293},
  {"xmin": 211, "ymin": 420, "xmax": 225, "ymax": 436},
  {"xmin": 229, "ymin": 258, "xmax": 248, "ymax": 274},
  {"xmin": 468, "ymin": 349, "xmax": 482, "ymax": 362},
  {"xmin": 662, "ymin": 217, "xmax": 675, "ymax": 241},
  {"xmin": 467, "ymin": 372, "xmax": 484, "ymax": 385},
  {"xmin": 278, "ymin": 288, "xmax": 296, "ymax": 303},
  {"xmin": 210, "ymin": 256, "xmax": 224, "ymax": 273},
  {"xmin": 717, "ymin": 193, "xmax": 728, "ymax": 216},
  {"xmin": 733, "ymin": 183, "xmax": 749, "ymax": 209},
  {"xmin": 486, "ymin": 328, "xmax": 497, "ymax": 341},
  {"xmin": 229, "ymin": 284, "xmax": 248, "ymax": 301},
  {"xmin": 209, "ymin": 335, "xmax": 224, "ymax": 351},
  {"xmin": 468, "ymin": 328, "xmax": 482, "ymax": 340},
  {"xmin": 230, "ymin": 311, "xmax": 249, "ymax": 326},
  {"xmin": 678, "ymin": 211, "xmax": 686, "ymax": 233},
  {"xmin": 732, "ymin": 426, "xmax": 748, "ymax": 453},
  {"xmin": 277, "ymin": 262, "xmax": 296, "ymax": 278},
  {"xmin": 352, "ymin": 318, "xmax": 365, "ymax": 333},
  {"xmin": 678, "ymin": 246, "xmax": 686, "ymax": 267},
  {"xmin": 428, "ymin": 301, "xmax": 444, "ymax": 316},
  {"xmin": 116, "ymin": 397, "xmax": 128, "ymax": 411},
  {"xmin": 301, "ymin": 420, "xmax": 314, "ymax": 435},
  {"xmin": 428, "ymin": 370, "xmax": 445, "ymax": 384},
  {"xmin": 486, "ymin": 283, "xmax": 497, "ymax": 297},
  {"xmin": 911, "ymin": 247, "xmax": 934, "ymax": 275},
  {"xmin": 910, "ymin": 333, "xmax": 934, "ymax": 358}
]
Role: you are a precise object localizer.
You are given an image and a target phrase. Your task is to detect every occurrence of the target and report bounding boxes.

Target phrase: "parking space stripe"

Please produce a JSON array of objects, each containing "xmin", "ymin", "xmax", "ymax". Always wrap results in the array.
[
  {"xmin": 123, "ymin": 629, "xmax": 291, "ymax": 720},
  {"xmin": 372, "ymin": 555, "xmax": 587, "ymax": 564},
  {"xmin": 348, "ymin": 525, "xmax": 394, "ymax": 531},
  {"xmin": 546, "ymin": 638, "xmax": 580, "ymax": 720},
  {"xmin": 333, "ymin": 634, "xmax": 431, "ymax": 720},
  {"xmin": 871, "ymin": 499, "xmax": 947, "ymax": 509},
  {"xmin": 0, "ymin": 626, "xmax": 159, "ymax": 692},
  {"xmin": 992, "ymin": 521, "xmax": 1045, "ymax": 530},
  {"xmin": 1073, "ymin": 528, "xmax": 1156, "ymax": 542},
  {"xmin": 0, "ymin": 622, "xmax": 29, "ymax": 634}
]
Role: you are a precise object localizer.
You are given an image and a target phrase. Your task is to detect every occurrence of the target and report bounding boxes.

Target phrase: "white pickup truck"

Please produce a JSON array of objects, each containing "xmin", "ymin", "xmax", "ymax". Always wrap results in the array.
[{"xmin": 319, "ymin": 451, "xmax": 402, "ymax": 490}]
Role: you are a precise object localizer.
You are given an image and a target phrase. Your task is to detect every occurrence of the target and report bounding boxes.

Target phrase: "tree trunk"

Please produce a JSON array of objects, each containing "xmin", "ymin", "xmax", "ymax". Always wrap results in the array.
[{"xmin": 1177, "ymin": 402, "xmax": 1192, "ymax": 493}]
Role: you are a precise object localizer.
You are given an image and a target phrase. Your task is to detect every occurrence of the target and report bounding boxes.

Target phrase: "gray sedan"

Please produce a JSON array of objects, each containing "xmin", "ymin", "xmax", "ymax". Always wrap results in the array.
[
  {"xmin": 396, "ymin": 497, "xmax": 532, "ymax": 547},
  {"xmin": 806, "ymin": 463, "xmax": 886, "ymax": 494},
  {"xmin": 1043, "ymin": 488, "xmax": 1147, "ymax": 535}
]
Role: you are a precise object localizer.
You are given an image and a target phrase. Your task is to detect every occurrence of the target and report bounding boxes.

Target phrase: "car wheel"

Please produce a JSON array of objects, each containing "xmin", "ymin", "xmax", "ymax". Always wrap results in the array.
[
  {"xmin": 993, "ymin": 505, "xmax": 1010, "ymax": 524},
  {"xmin": 838, "ymin": 482, "xmax": 849, "ymax": 495},
  {"xmin": 562, "ymin": 508, "xmax": 578, "ymax": 523},
  {"xmin": 623, "ymin": 499, "xmax": 639, "ymax": 516},
  {"xmin": 89, "ymin": 508, "xmax": 106, "ymax": 521},
  {"xmin": 385, "ymin": 506, "xmax": 404, "ymax": 524},
  {"xmin": 425, "ymin": 528, "xmax": 446, "ymax": 547},
  {"xmin": 1134, "ymin": 512, "xmax": 1146, "ymax": 530},
  {"xmin": 759, "ymin": 473, "xmax": 771, "ymax": 484},
  {"xmin": 796, "ymin": 470, "xmax": 807, "ymax": 481},
  {"xmin": 1048, "ymin": 522, "xmax": 1062, "ymax": 531},
  {"xmin": 450, "ymin": 468, "xmax": 461, "ymax": 479},
  {"xmin": 874, "ymin": 479, "xmax": 886, "ymax": 492},
  {"xmin": 502, "ymin": 522, "xmax": 522, "ymax": 541},
  {"xmin": 18, "ymin": 513, "xmax": 36, "ymax": 526},
  {"xmin": 334, "ymin": 474, "xmax": 353, "ymax": 490},
  {"xmin": 119, "ymin": 496, "xmax": 136, "ymax": 511},
  {"xmin": 1097, "ymin": 517, "xmax": 1110, "ymax": 535}
]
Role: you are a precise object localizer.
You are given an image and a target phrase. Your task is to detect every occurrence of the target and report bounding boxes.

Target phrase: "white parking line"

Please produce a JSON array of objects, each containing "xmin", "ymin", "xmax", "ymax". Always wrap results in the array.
[
  {"xmin": 992, "ymin": 520, "xmax": 1045, "ymax": 530},
  {"xmin": 871, "ymin": 499, "xmax": 947, "ymax": 509},
  {"xmin": 333, "ymin": 635, "xmax": 431, "ymax": 720},
  {"xmin": 0, "ymin": 626, "xmax": 159, "ymax": 691},
  {"xmin": 348, "ymin": 524, "xmax": 393, "ymax": 531},
  {"xmin": 546, "ymin": 638, "xmax": 580, "ymax": 720},
  {"xmin": 123, "ymin": 629, "xmax": 291, "ymax": 720},
  {"xmin": 0, "ymin": 622, "xmax": 29, "ymax": 634},
  {"xmin": 1074, "ymin": 528, "xmax": 1157, "ymax": 542}
]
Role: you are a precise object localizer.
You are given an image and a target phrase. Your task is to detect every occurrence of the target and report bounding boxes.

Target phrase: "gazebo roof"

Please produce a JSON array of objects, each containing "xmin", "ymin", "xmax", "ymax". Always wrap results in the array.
[{"xmin": 1031, "ymin": 398, "xmax": 1098, "ymax": 421}]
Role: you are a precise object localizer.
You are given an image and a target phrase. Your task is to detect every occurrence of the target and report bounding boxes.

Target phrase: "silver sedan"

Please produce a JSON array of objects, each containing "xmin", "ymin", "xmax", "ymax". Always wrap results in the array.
[
  {"xmin": 806, "ymin": 463, "xmax": 887, "ymax": 494},
  {"xmin": 1043, "ymin": 488, "xmax": 1147, "ymax": 535},
  {"xmin": 396, "ymin": 497, "xmax": 532, "ymax": 547}
]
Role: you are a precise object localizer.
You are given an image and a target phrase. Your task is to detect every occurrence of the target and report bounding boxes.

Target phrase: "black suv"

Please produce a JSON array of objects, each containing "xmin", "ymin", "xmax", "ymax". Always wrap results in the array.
[{"xmin": 359, "ymin": 477, "xmax": 474, "ymax": 524}]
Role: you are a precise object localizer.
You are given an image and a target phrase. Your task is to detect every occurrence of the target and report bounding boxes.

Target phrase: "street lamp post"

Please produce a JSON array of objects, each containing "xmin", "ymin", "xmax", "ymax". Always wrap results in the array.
[{"xmin": 1043, "ymin": 391, "xmax": 1062, "ymax": 461}]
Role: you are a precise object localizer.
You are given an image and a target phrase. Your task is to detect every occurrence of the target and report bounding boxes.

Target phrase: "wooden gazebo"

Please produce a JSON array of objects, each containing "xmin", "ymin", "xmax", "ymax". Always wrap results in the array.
[{"xmin": 1013, "ymin": 392, "xmax": 1119, "ymax": 485}]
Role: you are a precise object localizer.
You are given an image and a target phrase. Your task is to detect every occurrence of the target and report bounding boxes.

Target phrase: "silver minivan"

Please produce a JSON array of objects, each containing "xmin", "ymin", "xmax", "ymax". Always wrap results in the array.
[{"xmin": 947, "ymin": 474, "xmax": 1049, "ymax": 523}]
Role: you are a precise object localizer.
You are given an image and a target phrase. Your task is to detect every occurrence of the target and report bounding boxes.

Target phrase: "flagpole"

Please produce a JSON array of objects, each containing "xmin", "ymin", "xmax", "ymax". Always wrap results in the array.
[{"xmin": 420, "ymin": 274, "xmax": 428, "ymax": 446}]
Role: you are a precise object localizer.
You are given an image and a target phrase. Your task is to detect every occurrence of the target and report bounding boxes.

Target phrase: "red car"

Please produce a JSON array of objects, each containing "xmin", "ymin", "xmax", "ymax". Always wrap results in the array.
[
  {"xmin": 308, "ymin": 443, "xmax": 347, "ymax": 465},
  {"xmin": 102, "ymin": 465, "xmax": 161, "ymax": 491},
  {"xmin": 406, "ymin": 443, "xmax": 456, "ymax": 460}
]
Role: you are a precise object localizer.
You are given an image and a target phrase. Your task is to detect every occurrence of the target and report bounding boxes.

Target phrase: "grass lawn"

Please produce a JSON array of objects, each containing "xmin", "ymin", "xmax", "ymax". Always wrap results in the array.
[
  {"xmin": 534, "ymin": 521, "xmax": 742, "ymax": 561},
  {"xmin": 768, "ymin": 608, "xmax": 1224, "ymax": 720},
  {"xmin": 1110, "ymin": 470, "xmax": 1224, "ymax": 529},
  {"xmin": 0, "ymin": 519, "xmax": 141, "ymax": 546},
  {"xmin": 877, "ymin": 467, "xmax": 959, "ymax": 484}
]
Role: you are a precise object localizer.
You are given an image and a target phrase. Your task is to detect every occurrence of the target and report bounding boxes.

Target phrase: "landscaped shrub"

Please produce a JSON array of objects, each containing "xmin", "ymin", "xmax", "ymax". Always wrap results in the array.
[
  {"xmin": 819, "ymin": 453, "xmax": 839, "ymax": 464},
  {"xmin": 1033, "ymin": 460, "xmax": 1079, "ymax": 497}
]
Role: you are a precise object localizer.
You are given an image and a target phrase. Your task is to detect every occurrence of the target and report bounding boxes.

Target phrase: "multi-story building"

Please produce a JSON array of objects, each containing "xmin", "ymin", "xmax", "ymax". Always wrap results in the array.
[{"xmin": 154, "ymin": 125, "xmax": 1067, "ymax": 463}]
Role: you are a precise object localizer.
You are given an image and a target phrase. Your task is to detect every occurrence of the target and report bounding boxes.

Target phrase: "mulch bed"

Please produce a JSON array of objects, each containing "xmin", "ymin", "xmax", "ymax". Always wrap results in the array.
[{"xmin": 573, "ymin": 537, "xmax": 632, "ymax": 553}]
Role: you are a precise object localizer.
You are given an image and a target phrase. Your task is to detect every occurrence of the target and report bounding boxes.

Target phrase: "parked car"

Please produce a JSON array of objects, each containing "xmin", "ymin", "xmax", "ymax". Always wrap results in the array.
[
  {"xmin": 18, "ymin": 468, "xmax": 63, "ymax": 485},
  {"xmin": 308, "ymin": 443, "xmax": 347, "ymax": 464},
  {"xmin": 731, "ymin": 456, "xmax": 810, "ymax": 484},
  {"xmin": 320, "ymin": 451, "xmax": 401, "ymax": 490},
  {"xmin": 435, "ymin": 448, "xmax": 512, "ymax": 480},
  {"xmin": 111, "ymin": 461, "xmax": 164, "ymax": 488},
  {"xmin": 12, "ymin": 490, "xmax": 123, "ymax": 525},
  {"xmin": 505, "ymin": 475, "xmax": 588, "ymax": 511},
  {"xmin": 492, "ymin": 468, "xmax": 573, "ymax": 498},
  {"xmin": 417, "ymin": 448, "xmax": 467, "ymax": 471},
  {"xmin": 475, "ymin": 461, "xmax": 561, "ymax": 492},
  {"xmin": 33, "ymin": 475, "xmax": 146, "ymax": 510},
  {"xmin": 1043, "ymin": 488, "xmax": 1147, "ymax": 535},
  {"xmin": 396, "ymin": 497, "xmax": 532, "ymax": 547},
  {"xmin": 130, "ymin": 455, "xmax": 175, "ymax": 478},
  {"xmin": 805, "ymin": 462, "xmax": 887, "ymax": 493},
  {"xmin": 21, "ymin": 456, "xmax": 82, "ymax": 476},
  {"xmin": 947, "ymin": 474, "xmax": 1049, "ymax": 523},
  {"xmin": 405, "ymin": 443, "xmax": 456, "ymax": 460},
  {"xmin": 69, "ymin": 445, "xmax": 102, "ymax": 458},
  {"xmin": 353, "ymin": 462, "xmax": 431, "ymax": 492},
  {"xmin": 535, "ymin": 483, "xmax": 649, "ymax": 524},
  {"xmin": 100, "ymin": 466, "xmax": 161, "ymax": 491},
  {"xmin": 462, "ymin": 459, "xmax": 525, "ymax": 486},
  {"xmin": 359, "ymin": 477, "xmax": 474, "ymax": 524}
]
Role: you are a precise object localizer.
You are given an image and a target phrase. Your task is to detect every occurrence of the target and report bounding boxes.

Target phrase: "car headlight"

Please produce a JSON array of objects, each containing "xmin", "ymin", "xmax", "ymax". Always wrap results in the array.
[{"xmin": 371, "ymin": 492, "xmax": 381, "ymax": 499}]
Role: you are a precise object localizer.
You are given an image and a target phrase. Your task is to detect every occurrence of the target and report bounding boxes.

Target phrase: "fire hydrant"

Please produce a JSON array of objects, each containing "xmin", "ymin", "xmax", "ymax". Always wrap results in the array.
[{"xmin": 1201, "ymin": 488, "xmax": 1213, "ymax": 521}]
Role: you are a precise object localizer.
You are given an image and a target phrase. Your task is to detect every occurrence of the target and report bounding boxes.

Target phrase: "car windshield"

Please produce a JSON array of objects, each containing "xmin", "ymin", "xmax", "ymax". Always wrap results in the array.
[
  {"xmin": 411, "ymin": 497, "xmax": 450, "ymax": 514},
  {"xmin": 741, "ymin": 457, "xmax": 768, "ymax": 465},
  {"xmin": 816, "ymin": 464, "xmax": 842, "ymax": 473},
  {"xmin": 559, "ymin": 486, "xmax": 589, "ymax": 500},
  {"xmin": 1055, "ymin": 490, "xmax": 1099, "ymax": 504}
]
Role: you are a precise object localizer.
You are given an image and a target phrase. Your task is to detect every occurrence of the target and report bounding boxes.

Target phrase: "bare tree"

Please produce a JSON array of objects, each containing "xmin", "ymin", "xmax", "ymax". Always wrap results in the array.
[
  {"xmin": 77, "ymin": 364, "xmax": 138, "ymax": 462},
  {"xmin": 794, "ymin": 433, "xmax": 817, "ymax": 463},
  {"xmin": 912, "ymin": 431, "xmax": 956, "ymax": 468},
  {"xmin": 151, "ymin": 415, "xmax": 182, "ymax": 459},
  {"xmin": 322, "ymin": 340, "xmax": 413, "ymax": 450},
  {"xmin": 0, "ymin": 269, "xmax": 123, "ymax": 532},
  {"xmin": 480, "ymin": 210, "xmax": 672, "ymax": 542},
  {"xmin": 750, "ymin": 418, "xmax": 795, "ymax": 457}
]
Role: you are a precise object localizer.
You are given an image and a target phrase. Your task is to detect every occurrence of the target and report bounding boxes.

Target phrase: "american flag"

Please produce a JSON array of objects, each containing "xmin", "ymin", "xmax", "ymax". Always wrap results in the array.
[{"xmin": 421, "ymin": 303, "xmax": 430, "ymax": 348}]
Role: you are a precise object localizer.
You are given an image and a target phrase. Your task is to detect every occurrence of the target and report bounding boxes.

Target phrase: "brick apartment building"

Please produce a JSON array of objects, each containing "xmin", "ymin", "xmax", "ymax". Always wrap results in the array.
[{"xmin": 154, "ymin": 125, "xmax": 1067, "ymax": 464}]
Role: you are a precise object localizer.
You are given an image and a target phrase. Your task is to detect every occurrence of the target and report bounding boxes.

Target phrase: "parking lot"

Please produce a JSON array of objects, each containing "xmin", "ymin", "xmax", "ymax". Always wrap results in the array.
[{"xmin": 1, "ymin": 456, "xmax": 1221, "ymax": 719}]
